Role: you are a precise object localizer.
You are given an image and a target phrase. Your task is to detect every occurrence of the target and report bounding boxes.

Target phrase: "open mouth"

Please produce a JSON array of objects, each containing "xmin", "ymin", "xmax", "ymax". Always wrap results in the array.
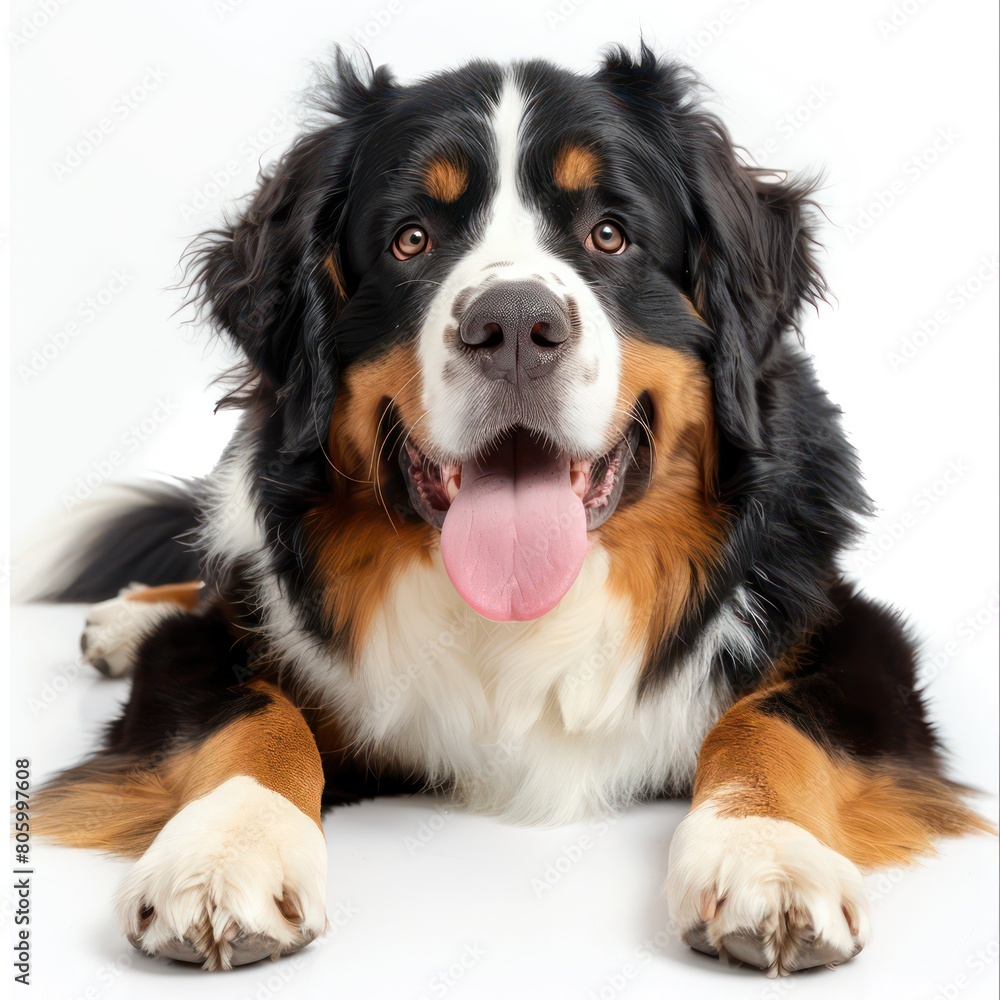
[{"xmin": 397, "ymin": 406, "xmax": 647, "ymax": 622}]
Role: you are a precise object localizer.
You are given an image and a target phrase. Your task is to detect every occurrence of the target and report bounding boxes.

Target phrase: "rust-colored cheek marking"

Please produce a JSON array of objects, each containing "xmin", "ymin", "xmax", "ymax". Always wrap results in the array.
[
  {"xmin": 312, "ymin": 341, "xmax": 435, "ymax": 662},
  {"xmin": 553, "ymin": 144, "xmax": 600, "ymax": 191},
  {"xmin": 326, "ymin": 342, "xmax": 425, "ymax": 479},
  {"xmin": 423, "ymin": 157, "xmax": 469, "ymax": 203},
  {"xmin": 599, "ymin": 338, "xmax": 724, "ymax": 653}
]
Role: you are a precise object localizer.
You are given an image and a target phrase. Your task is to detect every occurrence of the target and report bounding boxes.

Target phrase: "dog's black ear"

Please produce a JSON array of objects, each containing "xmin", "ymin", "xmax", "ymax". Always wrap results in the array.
[
  {"xmin": 685, "ymin": 147, "xmax": 826, "ymax": 452},
  {"xmin": 189, "ymin": 50, "xmax": 395, "ymax": 453},
  {"xmin": 599, "ymin": 44, "xmax": 826, "ymax": 451}
]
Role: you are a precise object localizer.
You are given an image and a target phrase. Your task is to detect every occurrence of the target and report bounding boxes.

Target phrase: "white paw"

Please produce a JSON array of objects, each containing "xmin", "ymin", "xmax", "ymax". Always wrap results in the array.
[
  {"xmin": 80, "ymin": 585, "xmax": 178, "ymax": 677},
  {"xmin": 665, "ymin": 798, "xmax": 871, "ymax": 976},
  {"xmin": 116, "ymin": 776, "xmax": 328, "ymax": 971}
]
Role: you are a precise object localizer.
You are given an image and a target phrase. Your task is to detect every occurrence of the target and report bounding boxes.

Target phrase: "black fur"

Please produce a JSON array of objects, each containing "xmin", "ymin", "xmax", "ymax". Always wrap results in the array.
[
  {"xmin": 38, "ymin": 611, "xmax": 267, "ymax": 803},
  {"xmin": 44, "ymin": 44, "xmax": 953, "ymax": 807},
  {"xmin": 29, "ymin": 47, "xmax": 990, "ymax": 982},
  {"xmin": 177, "ymin": 46, "xmax": 869, "ymax": 700},
  {"xmin": 42, "ymin": 480, "xmax": 202, "ymax": 603},
  {"xmin": 105, "ymin": 612, "xmax": 259, "ymax": 757},
  {"xmin": 757, "ymin": 584, "xmax": 944, "ymax": 763}
]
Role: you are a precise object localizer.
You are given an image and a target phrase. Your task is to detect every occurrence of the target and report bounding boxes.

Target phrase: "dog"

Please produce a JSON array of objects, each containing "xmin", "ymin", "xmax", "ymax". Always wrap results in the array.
[{"xmin": 33, "ymin": 43, "xmax": 989, "ymax": 976}]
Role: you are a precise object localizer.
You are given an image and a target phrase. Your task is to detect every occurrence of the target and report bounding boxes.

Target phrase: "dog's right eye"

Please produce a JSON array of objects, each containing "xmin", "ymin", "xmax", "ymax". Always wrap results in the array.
[
  {"xmin": 587, "ymin": 220, "xmax": 627, "ymax": 255},
  {"xmin": 392, "ymin": 224, "xmax": 430, "ymax": 260}
]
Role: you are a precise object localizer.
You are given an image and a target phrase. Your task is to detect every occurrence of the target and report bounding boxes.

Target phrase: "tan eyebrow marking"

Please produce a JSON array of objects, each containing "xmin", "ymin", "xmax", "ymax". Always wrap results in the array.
[
  {"xmin": 422, "ymin": 157, "xmax": 469, "ymax": 203},
  {"xmin": 553, "ymin": 143, "xmax": 600, "ymax": 191},
  {"xmin": 324, "ymin": 252, "xmax": 348, "ymax": 301}
]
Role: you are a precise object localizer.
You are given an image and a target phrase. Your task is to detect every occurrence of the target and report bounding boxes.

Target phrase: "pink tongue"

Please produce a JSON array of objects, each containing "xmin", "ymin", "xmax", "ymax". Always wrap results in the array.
[{"xmin": 440, "ymin": 433, "xmax": 588, "ymax": 622}]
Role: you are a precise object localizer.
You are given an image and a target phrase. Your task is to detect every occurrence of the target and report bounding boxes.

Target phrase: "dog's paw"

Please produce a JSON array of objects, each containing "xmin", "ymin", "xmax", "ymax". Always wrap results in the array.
[
  {"xmin": 116, "ymin": 775, "xmax": 328, "ymax": 971},
  {"xmin": 80, "ymin": 585, "xmax": 178, "ymax": 677},
  {"xmin": 665, "ymin": 799, "xmax": 870, "ymax": 977}
]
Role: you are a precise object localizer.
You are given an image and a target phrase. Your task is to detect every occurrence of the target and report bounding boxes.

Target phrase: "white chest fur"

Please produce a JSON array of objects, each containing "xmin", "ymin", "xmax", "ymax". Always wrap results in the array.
[
  {"xmin": 204, "ymin": 447, "xmax": 741, "ymax": 826},
  {"xmin": 282, "ymin": 545, "xmax": 735, "ymax": 826}
]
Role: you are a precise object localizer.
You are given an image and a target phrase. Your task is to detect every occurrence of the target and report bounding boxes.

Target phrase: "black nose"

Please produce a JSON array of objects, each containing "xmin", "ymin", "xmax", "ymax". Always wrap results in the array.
[{"xmin": 458, "ymin": 279, "xmax": 573, "ymax": 382}]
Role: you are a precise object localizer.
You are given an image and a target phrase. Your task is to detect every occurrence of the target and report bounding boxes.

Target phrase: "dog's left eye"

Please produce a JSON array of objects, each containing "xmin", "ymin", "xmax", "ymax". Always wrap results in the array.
[
  {"xmin": 586, "ymin": 220, "xmax": 627, "ymax": 255},
  {"xmin": 392, "ymin": 224, "xmax": 430, "ymax": 260}
]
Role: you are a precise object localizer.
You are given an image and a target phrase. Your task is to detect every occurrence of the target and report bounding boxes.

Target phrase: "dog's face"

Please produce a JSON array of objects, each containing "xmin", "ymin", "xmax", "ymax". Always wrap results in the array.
[{"xmin": 195, "ymin": 45, "xmax": 822, "ymax": 629}]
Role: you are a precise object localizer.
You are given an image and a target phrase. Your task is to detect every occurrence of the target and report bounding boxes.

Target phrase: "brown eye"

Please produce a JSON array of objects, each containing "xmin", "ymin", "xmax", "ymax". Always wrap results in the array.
[
  {"xmin": 588, "ymin": 220, "xmax": 626, "ymax": 254},
  {"xmin": 392, "ymin": 224, "xmax": 430, "ymax": 259}
]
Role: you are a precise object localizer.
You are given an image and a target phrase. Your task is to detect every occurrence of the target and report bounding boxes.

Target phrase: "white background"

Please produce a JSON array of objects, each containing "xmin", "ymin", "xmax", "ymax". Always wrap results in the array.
[{"xmin": 6, "ymin": 0, "xmax": 999, "ymax": 997}]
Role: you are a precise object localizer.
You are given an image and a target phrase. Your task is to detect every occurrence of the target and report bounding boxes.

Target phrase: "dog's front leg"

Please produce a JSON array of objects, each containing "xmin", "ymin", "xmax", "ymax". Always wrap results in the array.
[
  {"xmin": 665, "ymin": 600, "xmax": 987, "ymax": 976},
  {"xmin": 111, "ymin": 677, "xmax": 328, "ymax": 969}
]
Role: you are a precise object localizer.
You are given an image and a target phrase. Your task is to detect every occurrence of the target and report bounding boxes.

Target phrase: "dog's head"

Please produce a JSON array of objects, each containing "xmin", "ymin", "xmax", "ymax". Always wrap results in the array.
[{"xmin": 193, "ymin": 44, "xmax": 823, "ymax": 627}]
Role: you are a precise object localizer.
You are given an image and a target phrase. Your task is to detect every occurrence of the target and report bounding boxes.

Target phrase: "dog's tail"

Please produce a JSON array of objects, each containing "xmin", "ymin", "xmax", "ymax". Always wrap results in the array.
[{"xmin": 19, "ymin": 479, "xmax": 202, "ymax": 603}]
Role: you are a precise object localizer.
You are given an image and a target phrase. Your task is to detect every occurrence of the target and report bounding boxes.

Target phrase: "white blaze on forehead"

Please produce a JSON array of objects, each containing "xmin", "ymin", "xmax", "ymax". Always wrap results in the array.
[
  {"xmin": 416, "ymin": 74, "xmax": 622, "ymax": 461},
  {"xmin": 484, "ymin": 76, "xmax": 537, "ymax": 254}
]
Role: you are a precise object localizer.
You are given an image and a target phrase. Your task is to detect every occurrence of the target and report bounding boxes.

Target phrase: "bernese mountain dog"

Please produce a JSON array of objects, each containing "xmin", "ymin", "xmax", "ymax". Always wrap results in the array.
[{"xmin": 32, "ymin": 43, "xmax": 989, "ymax": 977}]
